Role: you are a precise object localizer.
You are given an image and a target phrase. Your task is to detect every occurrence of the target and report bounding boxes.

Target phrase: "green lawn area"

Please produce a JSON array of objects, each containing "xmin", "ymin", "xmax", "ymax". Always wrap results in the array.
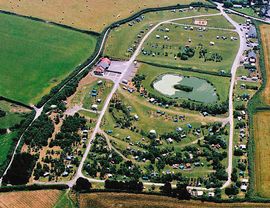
[
  {"xmin": 0, "ymin": 100, "xmax": 29, "ymax": 129},
  {"xmin": 234, "ymin": 7, "xmax": 260, "ymax": 18},
  {"xmin": 228, "ymin": 13, "xmax": 247, "ymax": 25},
  {"xmin": 236, "ymin": 66, "xmax": 250, "ymax": 77},
  {"xmin": 104, "ymin": 8, "xmax": 218, "ymax": 59},
  {"xmin": 174, "ymin": 14, "xmax": 234, "ymax": 29},
  {"xmin": 101, "ymin": 86, "xmax": 214, "ymax": 141},
  {"xmin": 138, "ymin": 63, "xmax": 230, "ymax": 103},
  {"xmin": 70, "ymin": 79, "xmax": 113, "ymax": 111},
  {"xmin": 82, "ymin": 81, "xmax": 113, "ymax": 111},
  {"xmin": 138, "ymin": 24, "xmax": 239, "ymax": 73},
  {"xmin": 0, "ymin": 100, "xmax": 30, "ymax": 172},
  {"xmin": 0, "ymin": 132, "xmax": 17, "ymax": 168},
  {"xmin": 0, "ymin": 13, "xmax": 98, "ymax": 105},
  {"xmin": 54, "ymin": 191, "xmax": 75, "ymax": 208}
]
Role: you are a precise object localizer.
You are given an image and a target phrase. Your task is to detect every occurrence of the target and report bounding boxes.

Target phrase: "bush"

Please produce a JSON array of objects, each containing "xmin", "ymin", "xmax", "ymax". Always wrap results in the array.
[
  {"xmin": 22, "ymin": 114, "xmax": 54, "ymax": 148},
  {"xmin": 105, "ymin": 180, "xmax": 143, "ymax": 192},
  {"xmin": 3, "ymin": 153, "xmax": 36, "ymax": 185},
  {"xmin": 173, "ymin": 84, "xmax": 193, "ymax": 92},
  {"xmin": 225, "ymin": 185, "xmax": 239, "ymax": 196},
  {"xmin": 238, "ymin": 162, "xmax": 246, "ymax": 171},
  {"xmin": 0, "ymin": 109, "xmax": 6, "ymax": 117},
  {"xmin": 73, "ymin": 177, "xmax": 92, "ymax": 192},
  {"xmin": 160, "ymin": 182, "xmax": 172, "ymax": 195},
  {"xmin": 0, "ymin": 128, "xmax": 7, "ymax": 135},
  {"xmin": 224, "ymin": 1, "xmax": 233, "ymax": 8}
]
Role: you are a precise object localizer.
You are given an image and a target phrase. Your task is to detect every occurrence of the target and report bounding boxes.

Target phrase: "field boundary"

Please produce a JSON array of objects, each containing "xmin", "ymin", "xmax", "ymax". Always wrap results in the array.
[
  {"xmin": 246, "ymin": 20, "xmax": 270, "ymax": 200},
  {"xmin": 0, "ymin": 96, "xmax": 33, "ymax": 110},
  {"xmin": 0, "ymin": 10, "xmax": 100, "ymax": 36},
  {"xmin": 139, "ymin": 60, "xmax": 232, "ymax": 77},
  {"xmin": 0, "ymin": 184, "xmax": 68, "ymax": 193}
]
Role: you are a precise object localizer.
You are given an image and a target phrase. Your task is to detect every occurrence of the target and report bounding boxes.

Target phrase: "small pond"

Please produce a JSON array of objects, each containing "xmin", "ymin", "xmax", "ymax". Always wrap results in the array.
[{"xmin": 153, "ymin": 74, "xmax": 218, "ymax": 103}]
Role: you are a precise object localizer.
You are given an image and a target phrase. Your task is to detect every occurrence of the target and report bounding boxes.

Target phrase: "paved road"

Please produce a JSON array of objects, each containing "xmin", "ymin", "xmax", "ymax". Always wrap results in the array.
[{"xmin": 216, "ymin": 3, "xmax": 247, "ymax": 189}]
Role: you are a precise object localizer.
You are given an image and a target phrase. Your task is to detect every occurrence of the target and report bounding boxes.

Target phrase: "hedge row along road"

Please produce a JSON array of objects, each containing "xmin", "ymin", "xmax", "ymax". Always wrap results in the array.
[{"xmin": 0, "ymin": 2, "xmax": 264, "ymax": 192}]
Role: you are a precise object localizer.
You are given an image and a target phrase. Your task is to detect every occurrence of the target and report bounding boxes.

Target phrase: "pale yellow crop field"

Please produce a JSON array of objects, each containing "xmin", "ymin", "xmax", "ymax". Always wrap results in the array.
[{"xmin": 0, "ymin": 0, "xmax": 207, "ymax": 32}]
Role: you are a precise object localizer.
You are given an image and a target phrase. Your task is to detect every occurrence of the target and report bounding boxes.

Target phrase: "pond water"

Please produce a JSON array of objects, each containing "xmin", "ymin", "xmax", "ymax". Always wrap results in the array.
[{"xmin": 153, "ymin": 74, "xmax": 218, "ymax": 103}]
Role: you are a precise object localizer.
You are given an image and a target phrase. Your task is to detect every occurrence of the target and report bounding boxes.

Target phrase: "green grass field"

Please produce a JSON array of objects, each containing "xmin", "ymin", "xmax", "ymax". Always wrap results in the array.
[
  {"xmin": 54, "ymin": 191, "xmax": 75, "ymax": 208},
  {"xmin": 104, "ymin": 8, "xmax": 218, "ymax": 59},
  {"xmin": 228, "ymin": 14, "xmax": 247, "ymax": 25},
  {"xmin": 0, "ymin": 13, "xmax": 97, "ymax": 105},
  {"xmin": 0, "ymin": 100, "xmax": 29, "ymax": 129},
  {"xmin": 174, "ymin": 14, "xmax": 234, "ymax": 29},
  {"xmin": 82, "ymin": 81, "xmax": 113, "ymax": 111},
  {"xmin": 234, "ymin": 7, "xmax": 259, "ymax": 18},
  {"xmin": 69, "ymin": 79, "xmax": 113, "ymax": 111},
  {"xmin": 0, "ymin": 100, "xmax": 30, "ymax": 170},
  {"xmin": 102, "ymin": 90, "xmax": 202, "ymax": 140},
  {"xmin": 138, "ymin": 24, "xmax": 239, "ymax": 73},
  {"xmin": 138, "ymin": 63, "xmax": 230, "ymax": 102},
  {"xmin": 0, "ymin": 132, "xmax": 17, "ymax": 168}
]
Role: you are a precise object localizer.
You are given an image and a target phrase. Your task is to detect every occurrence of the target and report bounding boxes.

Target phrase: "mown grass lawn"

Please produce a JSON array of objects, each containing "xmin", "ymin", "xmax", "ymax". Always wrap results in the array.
[
  {"xmin": 104, "ymin": 8, "xmax": 218, "ymax": 59},
  {"xmin": 138, "ymin": 24, "xmax": 239, "ymax": 73},
  {"xmin": 54, "ymin": 191, "xmax": 75, "ymax": 208},
  {"xmin": 0, "ymin": 132, "xmax": 17, "ymax": 168},
  {"xmin": 0, "ymin": 13, "xmax": 97, "ymax": 105},
  {"xmin": 82, "ymin": 81, "xmax": 113, "ymax": 111},
  {"xmin": 174, "ymin": 14, "xmax": 234, "ymax": 29},
  {"xmin": 228, "ymin": 13, "xmax": 247, "ymax": 25},
  {"xmin": 0, "ymin": 101, "xmax": 29, "ymax": 129},
  {"xmin": 234, "ymin": 7, "xmax": 260, "ymax": 18},
  {"xmin": 138, "ymin": 63, "xmax": 230, "ymax": 103}
]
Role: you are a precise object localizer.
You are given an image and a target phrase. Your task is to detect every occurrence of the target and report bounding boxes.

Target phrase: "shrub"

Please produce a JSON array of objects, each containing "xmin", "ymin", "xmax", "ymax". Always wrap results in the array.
[
  {"xmin": 3, "ymin": 153, "xmax": 36, "ymax": 185},
  {"xmin": 73, "ymin": 177, "xmax": 92, "ymax": 192},
  {"xmin": 173, "ymin": 84, "xmax": 193, "ymax": 92}
]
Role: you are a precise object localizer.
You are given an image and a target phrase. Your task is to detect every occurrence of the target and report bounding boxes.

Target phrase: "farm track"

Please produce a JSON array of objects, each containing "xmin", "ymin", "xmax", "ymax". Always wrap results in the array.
[{"xmin": 216, "ymin": 2, "xmax": 247, "ymax": 189}]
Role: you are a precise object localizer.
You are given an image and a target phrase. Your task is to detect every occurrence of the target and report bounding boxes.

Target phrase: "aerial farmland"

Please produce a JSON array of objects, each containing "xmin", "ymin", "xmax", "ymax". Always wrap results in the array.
[
  {"xmin": 0, "ymin": 0, "xmax": 269, "ymax": 207},
  {"xmin": 0, "ymin": 13, "xmax": 97, "ymax": 105}
]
